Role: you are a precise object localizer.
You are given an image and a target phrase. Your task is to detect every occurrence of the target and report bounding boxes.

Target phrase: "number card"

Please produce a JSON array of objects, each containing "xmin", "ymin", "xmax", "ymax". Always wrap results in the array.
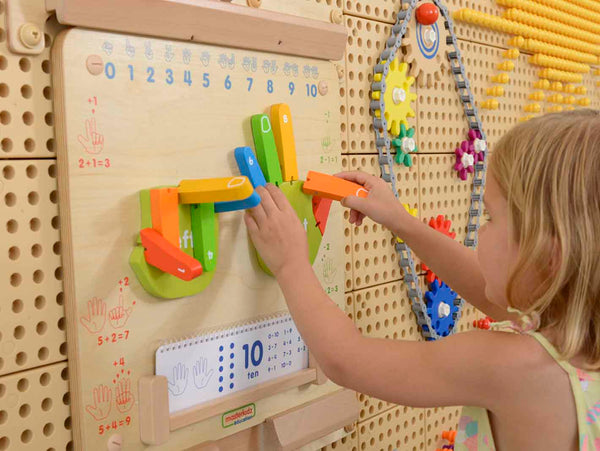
[{"xmin": 155, "ymin": 314, "xmax": 308, "ymax": 413}]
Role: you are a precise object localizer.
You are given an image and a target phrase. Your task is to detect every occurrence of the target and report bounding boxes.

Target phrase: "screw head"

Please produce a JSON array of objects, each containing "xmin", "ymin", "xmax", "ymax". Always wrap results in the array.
[
  {"xmin": 330, "ymin": 9, "xmax": 343, "ymax": 24},
  {"xmin": 86, "ymin": 55, "xmax": 104, "ymax": 76},
  {"xmin": 318, "ymin": 81, "xmax": 329, "ymax": 96},
  {"xmin": 19, "ymin": 23, "xmax": 42, "ymax": 49}
]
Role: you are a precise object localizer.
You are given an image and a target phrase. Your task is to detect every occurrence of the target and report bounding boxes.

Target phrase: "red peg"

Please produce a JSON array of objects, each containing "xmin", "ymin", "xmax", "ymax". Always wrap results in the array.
[{"xmin": 416, "ymin": 3, "xmax": 439, "ymax": 25}]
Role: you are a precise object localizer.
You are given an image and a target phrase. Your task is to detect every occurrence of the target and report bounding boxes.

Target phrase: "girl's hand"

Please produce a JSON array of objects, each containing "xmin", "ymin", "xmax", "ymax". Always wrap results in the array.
[
  {"xmin": 335, "ymin": 171, "xmax": 413, "ymax": 235},
  {"xmin": 244, "ymin": 184, "xmax": 310, "ymax": 277}
]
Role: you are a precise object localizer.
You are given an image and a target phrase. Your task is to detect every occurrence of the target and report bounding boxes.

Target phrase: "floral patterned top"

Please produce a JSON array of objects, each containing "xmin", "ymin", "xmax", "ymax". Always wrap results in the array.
[{"xmin": 455, "ymin": 316, "xmax": 600, "ymax": 450}]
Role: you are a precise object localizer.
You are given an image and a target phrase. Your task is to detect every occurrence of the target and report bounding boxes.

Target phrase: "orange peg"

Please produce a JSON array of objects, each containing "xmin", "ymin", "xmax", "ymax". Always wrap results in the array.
[
  {"xmin": 302, "ymin": 171, "xmax": 369, "ymax": 202},
  {"xmin": 442, "ymin": 430, "xmax": 457, "ymax": 444},
  {"xmin": 150, "ymin": 187, "xmax": 180, "ymax": 247},
  {"xmin": 140, "ymin": 228, "xmax": 203, "ymax": 281}
]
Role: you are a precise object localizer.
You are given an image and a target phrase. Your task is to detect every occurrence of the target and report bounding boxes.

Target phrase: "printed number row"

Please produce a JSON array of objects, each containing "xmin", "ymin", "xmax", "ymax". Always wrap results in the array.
[{"xmin": 104, "ymin": 63, "xmax": 318, "ymax": 97}]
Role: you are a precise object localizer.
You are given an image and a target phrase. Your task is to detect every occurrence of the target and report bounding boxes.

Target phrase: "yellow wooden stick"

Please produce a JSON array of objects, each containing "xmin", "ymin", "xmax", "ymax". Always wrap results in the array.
[
  {"xmin": 270, "ymin": 103, "xmax": 299, "ymax": 182},
  {"xmin": 178, "ymin": 177, "xmax": 253, "ymax": 204}
]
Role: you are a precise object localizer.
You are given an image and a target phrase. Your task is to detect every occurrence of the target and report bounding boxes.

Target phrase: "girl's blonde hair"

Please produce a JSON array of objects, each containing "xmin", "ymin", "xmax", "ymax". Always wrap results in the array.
[{"xmin": 490, "ymin": 109, "xmax": 600, "ymax": 369}]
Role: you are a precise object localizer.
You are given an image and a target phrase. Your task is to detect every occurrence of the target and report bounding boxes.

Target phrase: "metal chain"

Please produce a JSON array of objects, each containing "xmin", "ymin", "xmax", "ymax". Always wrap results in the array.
[{"xmin": 370, "ymin": 0, "xmax": 487, "ymax": 340}]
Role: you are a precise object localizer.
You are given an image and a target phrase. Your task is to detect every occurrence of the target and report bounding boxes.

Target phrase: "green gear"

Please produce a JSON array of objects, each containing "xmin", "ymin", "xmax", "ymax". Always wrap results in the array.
[{"xmin": 392, "ymin": 123, "xmax": 418, "ymax": 167}]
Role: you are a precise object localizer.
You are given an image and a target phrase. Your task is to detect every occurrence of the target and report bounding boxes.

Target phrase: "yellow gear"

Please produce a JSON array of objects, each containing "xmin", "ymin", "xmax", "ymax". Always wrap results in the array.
[{"xmin": 381, "ymin": 59, "xmax": 417, "ymax": 136}]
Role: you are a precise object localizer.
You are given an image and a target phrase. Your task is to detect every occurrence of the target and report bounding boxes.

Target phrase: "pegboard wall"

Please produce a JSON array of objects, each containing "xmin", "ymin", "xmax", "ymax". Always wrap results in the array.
[{"xmin": 1, "ymin": 0, "xmax": 599, "ymax": 450}]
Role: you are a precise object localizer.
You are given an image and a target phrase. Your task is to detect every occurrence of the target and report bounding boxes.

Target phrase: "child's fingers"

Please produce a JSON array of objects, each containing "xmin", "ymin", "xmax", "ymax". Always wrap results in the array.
[
  {"xmin": 334, "ymin": 171, "xmax": 371, "ymax": 187},
  {"xmin": 256, "ymin": 186, "xmax": 277, "ymax": 216},
  {"xmin": 341, "ymin": 194, "xmax": 369, "ymax": 214},
  {"xmin": 243, "ymin": 211, "xmax": 259, "ymax": 234},
  {"xmin": 248, "ymin": 202, "xmax": 267, "ymax": 227},
  {"xmin": 265, "ymin": 183, "xmax": 290, "ymax": 211}
]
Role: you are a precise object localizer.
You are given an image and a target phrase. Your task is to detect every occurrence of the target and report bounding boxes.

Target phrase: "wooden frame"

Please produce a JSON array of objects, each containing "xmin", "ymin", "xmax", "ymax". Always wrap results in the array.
[
  {"xmin": 139, "ymin": 369, "xmax": 318, "ymax": 445},
  {"xmin": 51, "ymin": 0, "xmax": 347, "ymax": 60}
]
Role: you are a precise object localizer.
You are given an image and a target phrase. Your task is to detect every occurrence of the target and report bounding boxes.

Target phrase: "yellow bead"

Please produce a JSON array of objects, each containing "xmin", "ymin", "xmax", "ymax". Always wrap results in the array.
[
  {"xmin": 547, "ymin": 93, "xmax": 564, "ymax": 103},
  {"xmin": 524, "ymin": 103, "xmax": 542, "ymax": 113},
  {"xmin": 538, "ymin": 68, "xmax": 583, "ymax": 83},
  {"xmin": 550, "ymin": 81, "xmax": 564, "ymax": 92},
  {"xmin": 486, "ymin": 86, "xmax": 505, "ymax": 97},
  {"xmin": 564, "ymin": 84, "xmax": 576, "ymax": 93},
  {"xmin": 481, "ymin": 99, "xmax": 499, "ymax": 110},
  {"xmin": 578, "ymin": 97, "xmax": 591, "ymax": 106},
  {"xmin": 508, "ymin": 36, "xmax": 525, "ymax": 47},
  {"xmin": 503, "ymin": 48, "xmax": 520, "ymax": 59},
  {"xmin": 546, "ymin": 105, "xmax": 564, "ymax": 113},
  {"xmin": 575, "ymin": 85, "xmax": 587, "ymax": 94},
  {"xmin": 519, "ymin": 115, "xmax": 534, "ymax": 122},
  {"xmin": 491, "ymin": 73, "xmax": 510, "ymax": 83},
  {"xmin": 528, "ymin": 91, "xmax": 545, "ymax": 101},
  {"xmin": 564, "ymin": 95, "xmax": 576, "ymax": 104},
  {"xmin": 497, "ymin": 61, "xmax": 515, "ymax": 71},
  {"xmin": 534, "ymin": 79, "xmax": 551, "ymax": 89}
]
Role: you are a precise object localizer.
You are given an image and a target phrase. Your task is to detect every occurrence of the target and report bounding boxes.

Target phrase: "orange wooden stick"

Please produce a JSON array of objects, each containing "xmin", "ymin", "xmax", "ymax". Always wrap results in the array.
[
  {"xmin": 140, "ymin": 228, "xmax": 203, "ymax": 281},
  {"xmin": 150, "ymin": 187, "xmax": 180, "ymax": 247},
  {"xmin": 302, "ymin": 171, "xmax": 369, "ymax": 201},
  {"xmin": 312, "ymin": 196, "xmax": 333, "ymax": 235}
]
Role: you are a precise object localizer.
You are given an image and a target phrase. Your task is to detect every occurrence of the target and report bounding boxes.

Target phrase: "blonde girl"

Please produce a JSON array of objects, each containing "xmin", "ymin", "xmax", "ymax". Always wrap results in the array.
[{"xmin": 244, "ymin": 109, "xmax": 600, "ymax": 450}]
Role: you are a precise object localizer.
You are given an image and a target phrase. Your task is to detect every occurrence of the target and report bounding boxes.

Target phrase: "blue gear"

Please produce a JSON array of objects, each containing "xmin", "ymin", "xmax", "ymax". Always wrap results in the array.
[{"xmin": 422, "ymin": 280, "xmax": 459, "ymax": 340}]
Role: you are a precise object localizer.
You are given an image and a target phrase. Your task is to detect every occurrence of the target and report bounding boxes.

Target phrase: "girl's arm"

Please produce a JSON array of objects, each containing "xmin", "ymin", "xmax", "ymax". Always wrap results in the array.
[
  {"xmin": 244, "ymin": 185, "xmax": 513, "ymax": 409},
  {"xmin": 336, "ymin": 171, "xmax": 512, "ymax": 321}
]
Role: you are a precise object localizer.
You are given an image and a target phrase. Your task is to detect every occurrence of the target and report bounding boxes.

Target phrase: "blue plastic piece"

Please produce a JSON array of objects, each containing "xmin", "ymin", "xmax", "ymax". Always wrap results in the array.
[
  {"xmin": 235, "ymin": 146, "xmax": 267, "ymax": 188},
  {"xmin": 422, "ymin": 280, "xmax": 459, "ymax": 340},
  {"xmin": 214, "ymin": 191, "xmax": 260, "ymax": 213}
]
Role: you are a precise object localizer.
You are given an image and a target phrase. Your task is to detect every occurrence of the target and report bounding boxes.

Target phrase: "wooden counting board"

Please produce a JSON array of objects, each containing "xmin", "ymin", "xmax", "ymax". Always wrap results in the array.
[{"xmin": 52, "ymin": 27, "xmax": 348, "ymax": 450}]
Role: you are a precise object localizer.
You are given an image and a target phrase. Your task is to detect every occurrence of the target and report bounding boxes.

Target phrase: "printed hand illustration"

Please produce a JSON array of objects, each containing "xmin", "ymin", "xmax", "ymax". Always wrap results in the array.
[
  {"xmin": 115, "ymin": 378, "xmax": 135, "ymax": 413},
  {"xmin": 322, "ymin": 256, "xmax": 337, "ymax": 284},
  {"xmin": 192, "ymin": 358, "xmax": 214, "ymax": 390},
  {"xmin": 144, "ymin": 41, "xmax": 153, "ymax": 60},
  {"xmin": 102, "ymin": 41, "xmax": 113, "ymax": 56},
  {"xmin": 85, "ymin": 384, "xmax": 112, "ymax": 420},
  {"xmin": 183, "ymin": 49, "xmax": 192, "ymax": 65},
  {"xmin": 200, "ymin": 51, "xmax": 210, "ymax": 67},
  {"xmin": 108, "ymin": 294, "xmax": 133, "ymax": 329},
  {"xmin": 78, "ymin": 118, "xmax": 104, "ymax": 155},
  {"xmin": 167, "ymin": 363, "xmax": 189, "ymax": 396},
  {"xmin": 80, "ymin": 297, "xmax": 107, "ymax": 334},
  {"xmin": 125, "ymin": 39, "xmax": 135, "ymax": 58}
]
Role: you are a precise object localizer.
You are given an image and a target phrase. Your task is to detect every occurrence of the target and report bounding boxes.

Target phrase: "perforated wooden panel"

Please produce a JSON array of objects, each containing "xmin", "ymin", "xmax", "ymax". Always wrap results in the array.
[
  {"xmin": 0, "ymin": 159, "xmax": 65, "ymax": 377},
  {"xmin": 343, "ymin": 0, "xmax": 401, "ymax": 24},
  {"xmin": 358, "ymin": 406, "xmax": 425, "ymax": 451},
  {"xmin": 3, "ymin": 0, "xmax": 597, "ymax": 450},
  {"xmin": 353, "ymin": 281, "xmax": 423, "ymax": 422},
  {"xmin": 417, "ymin": 154, "xmax": 472, "ymax": 245},
  {"xmin": 343, "ymin": 15, "xmax": 418, "ymax": 155},
  {"xmin": 425, "ymin": 406, "xmax": 461, "ymax": 450},
  {"xmin": 446, "ymin": 0, "xmax": 506, "ymax": 48},
  {"xmin": 0, "ymin": 13, "xmax": 61, "ymax": 158},
  {"xmin": 321, "ymin": 427, "xmax": 358, "ymax": 451},
  {"xmin": 0, "ymin": 362, "xmax": 72, "ymax": 451}
]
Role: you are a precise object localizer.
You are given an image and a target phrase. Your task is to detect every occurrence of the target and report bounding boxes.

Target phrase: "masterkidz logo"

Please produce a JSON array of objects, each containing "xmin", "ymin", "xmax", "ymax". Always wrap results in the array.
[{"xmin": 222, "ymin": 403, "xmax": 256, "ymax": 428}]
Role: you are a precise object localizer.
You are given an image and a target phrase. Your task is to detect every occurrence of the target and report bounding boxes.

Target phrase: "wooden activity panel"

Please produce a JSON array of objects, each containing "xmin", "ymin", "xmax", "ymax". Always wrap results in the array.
[
  {"xmin": 1, "ymin": 0, "xmax": 600, "ymax": 450},
  {"xmin": 52, "ymin": 25, "xmax": 348, "ymax": 449}
]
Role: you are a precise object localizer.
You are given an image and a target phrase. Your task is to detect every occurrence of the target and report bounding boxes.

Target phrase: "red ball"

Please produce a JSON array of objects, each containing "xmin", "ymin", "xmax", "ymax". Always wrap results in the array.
[{"xmin": 416, "ymin": 3, "xmax": 439, "ymax": 25}]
